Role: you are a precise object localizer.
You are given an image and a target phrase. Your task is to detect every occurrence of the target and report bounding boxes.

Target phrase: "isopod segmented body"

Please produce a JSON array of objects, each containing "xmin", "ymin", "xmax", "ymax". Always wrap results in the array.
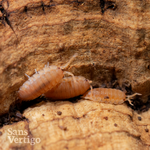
[
  {"xmin": 83, "ymin": 88, "xmax": 141, "ymax": 105},
  {"xmin": 18, "ymin": 54, "xmax": 77, "ymax": 101},
  {"xmin": 18, "ymin": 66, "xmax": 63, "ymax": 101},
  {"xmin": 44, "ymin": 76, "xmax": 90, "ymax": 99}
]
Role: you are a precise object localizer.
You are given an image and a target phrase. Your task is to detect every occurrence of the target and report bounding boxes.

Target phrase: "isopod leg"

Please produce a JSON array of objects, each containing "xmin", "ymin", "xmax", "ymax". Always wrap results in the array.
[
  {"xmin": 83, "ymin": 86, "xmax": 95, "ymax": 101},
  {"xmin": 83, "ymin": 96, "xmax": 97, "ymax": 102},
  {"xmin": 35, "ymin": 69, "xmax": 38, "ymax": 74},
  {"xmin": 89, "ymin": 85, "xmax": 93, "ymax": 98},
  {"xmin": 25, "ymin": 73, "xmax": 30, "ymax": 79},
  {"xmin": 45, "ymin": 62, "xmax": 49, "ymax": 68},
  {"xmin": 47, "ymin": 62, "xmax": 49, "ymax": 67}
]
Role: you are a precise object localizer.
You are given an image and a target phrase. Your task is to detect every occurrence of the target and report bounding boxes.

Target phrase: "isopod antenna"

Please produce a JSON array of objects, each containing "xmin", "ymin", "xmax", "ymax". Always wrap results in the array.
[
  {"xmin": 61, "ymin": 53, "xmax": 78, "ymax": 70},
  {"xmin": 126, "ymin": 93, "xmax": 142, "ymax": 106}
]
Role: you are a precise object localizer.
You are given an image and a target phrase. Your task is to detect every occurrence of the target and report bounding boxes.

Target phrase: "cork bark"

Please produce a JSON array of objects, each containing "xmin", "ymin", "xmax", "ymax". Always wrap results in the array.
[
  {"xmin": 0, "ymin": 0, "xmax": 150, "ymax": 149},
  {"xmin": 0, "ymin": 100, "xmax": 150, "ymax": 150}
]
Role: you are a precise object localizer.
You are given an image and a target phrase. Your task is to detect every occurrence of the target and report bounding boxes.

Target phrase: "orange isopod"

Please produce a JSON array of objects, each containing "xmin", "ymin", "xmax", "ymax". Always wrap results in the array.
[
  {"xmin": 18, "ymin": 54, "xmax": 77, "ymax": 101},
  {"xmin": 82, "ymin": 88, "xmax": 141, "ymax": 105},
  {"xmin": 44, "ymin": 76, "xmax": 90, "ymax": 99}
]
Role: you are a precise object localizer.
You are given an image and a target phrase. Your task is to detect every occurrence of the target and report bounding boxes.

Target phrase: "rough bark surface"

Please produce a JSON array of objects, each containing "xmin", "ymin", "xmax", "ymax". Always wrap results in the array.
[
  {"xmin": 0, "ymin": 0, "xmax": 150, "ymax": 149},
  {"xmin": 0, "ymin": 100, "xmax": 150, "ymax": 150}
]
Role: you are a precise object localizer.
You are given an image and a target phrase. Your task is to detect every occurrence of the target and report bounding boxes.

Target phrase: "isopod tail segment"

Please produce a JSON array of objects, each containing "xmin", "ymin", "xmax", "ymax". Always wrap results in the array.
[{"xmin": 18, "ymin": 53, "xmax": 78, "ymax": 101}]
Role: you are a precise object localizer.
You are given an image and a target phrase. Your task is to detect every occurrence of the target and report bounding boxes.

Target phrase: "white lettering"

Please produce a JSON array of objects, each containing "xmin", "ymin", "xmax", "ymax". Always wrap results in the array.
[
  {"xmin": 7, "ymin": 133, "xmax": 41, "ymax": 145},
  {"xmin": 12, "ymin": 130, "xmax": 17, "ymax": 135},
  {"xmin": 7, "ymin": 128, "xmax": 13, "ymax": 135},
  {"xmin": 7, "ymin": 136, "xmax": 15, "ymax": 143},
  {"xmin": 14, "ymin": 137, "xmax": 19, "ymax": 143},
  {"xmin": 24, "ymin": 136, "xmax": 30, "ymax": 143},
  {"xmin": 18, "ymin": 138, "xmax": 23, "ymax": 143},
  {"xmin": 24, "ymin": 130, "xmax": 28, "ymax": 135},
  {"xmin": 36, "ymin": 138, "xmax": 41, "ymax": 143},
  {"xmin": 18, "ymin": 130, "xmax": 24, "ymax": 135}
]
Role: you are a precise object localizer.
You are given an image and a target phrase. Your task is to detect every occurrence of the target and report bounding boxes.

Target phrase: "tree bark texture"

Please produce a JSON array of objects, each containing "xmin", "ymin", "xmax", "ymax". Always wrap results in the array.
[{"xmin": 0, "ymin": 100, "xmax": 150, "ymax": 149}]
